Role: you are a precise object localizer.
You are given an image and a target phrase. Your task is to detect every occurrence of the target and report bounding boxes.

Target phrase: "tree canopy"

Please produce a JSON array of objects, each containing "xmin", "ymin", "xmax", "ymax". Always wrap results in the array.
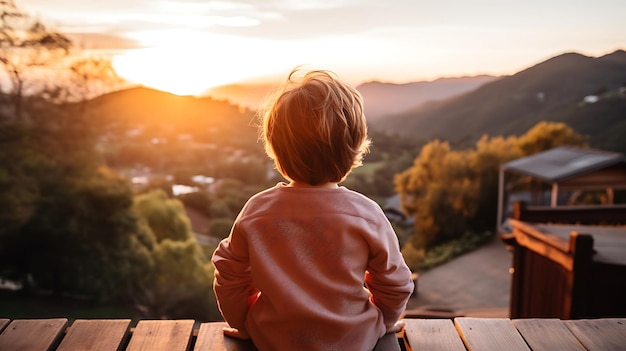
[{"xmin": 395, "ymin": 121, "xmax": 587, "ymax": 250}]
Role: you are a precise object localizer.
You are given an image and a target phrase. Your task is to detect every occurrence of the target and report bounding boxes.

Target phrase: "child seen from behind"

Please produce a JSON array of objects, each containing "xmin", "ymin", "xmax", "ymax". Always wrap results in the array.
[{"xmin": 212, "ymin": 69, "xmax": 414, "ymax": 350}]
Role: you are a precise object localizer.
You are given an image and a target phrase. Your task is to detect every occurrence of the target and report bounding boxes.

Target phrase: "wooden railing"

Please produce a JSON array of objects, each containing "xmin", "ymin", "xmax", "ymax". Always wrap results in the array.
[
  {"xmin": 512, "ymin": 201, "xmax": 626, "ymax": 225},
  {"xmin": 1, "ymin": 317, "xmax": 625, "ymax": 350},
  {"xmin": 503, "ymin": 219, "xmax": 626, "ymax": 320}
]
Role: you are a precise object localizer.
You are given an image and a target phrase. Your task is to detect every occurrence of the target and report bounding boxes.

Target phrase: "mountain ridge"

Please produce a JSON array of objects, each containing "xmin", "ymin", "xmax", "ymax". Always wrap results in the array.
[{"xmin": 370, "ymin": 49, "xmax": 626, "ymax": 153}]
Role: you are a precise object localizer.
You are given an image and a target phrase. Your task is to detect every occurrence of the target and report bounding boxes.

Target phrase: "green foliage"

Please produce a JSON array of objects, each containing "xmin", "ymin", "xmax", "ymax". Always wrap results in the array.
[
  {"xmin": 128, "ymin": 238, "xmax": 219, "ymax": 320},
  {"xmin": 0, "ymin": 140, "xmax": 153, "ymax": 300},
  {"xmin": 517, "ymin": 121, "xmax": 588, "ymax": 156},
  {"xmin": 400, "ymin": 242, "xmax": 424, "ymax": 272},
  {"xmin": 395, "ymin": 140, "xmax": 483, "ymax": 248},
  {"xmin": 345, "ymin": 130, "xmax": 423, "ymax": 198},
  {"xmin": 134, "ymin": 189, "xmax": 193, "ymax": 242},
  {"xmin": 417, "ymin": 231, "xmax": 494, "ymax": 271},
  {"xmin": 212, "ymin": 178, "xmax": 261, "ymax": 215},
  {"xmin": 137, "ymin": 177, "xmax": 174, "ymax": 197},
  {"xmin": 178, "ymin": 191, "xmax": 212, "ymax": 216},
  {"xmin": 208, "ymin": 218, "xmax": 235, "ymax": 240},
  {"xmin": 395, "ymin": 121, "xmax": 585, "ymax": 250},
  {"xmin": 401, "ymin": 231, "xmax": 493, "ymax": 272},
  {"xmin": 129, "ymin": 189, "xmax": 220, "ymax": 320}
]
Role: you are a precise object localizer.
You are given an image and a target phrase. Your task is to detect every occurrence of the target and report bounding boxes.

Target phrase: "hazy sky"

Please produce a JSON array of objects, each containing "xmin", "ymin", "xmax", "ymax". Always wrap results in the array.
[{"xmin": 18, "ymin": 0, "xmax": 626, "ymax": 95}]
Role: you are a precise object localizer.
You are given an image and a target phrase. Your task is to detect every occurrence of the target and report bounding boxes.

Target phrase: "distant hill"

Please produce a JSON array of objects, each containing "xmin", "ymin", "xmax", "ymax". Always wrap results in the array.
[
  {"xmin": 370, "ymin": 49, "xmax": 626, "ymax": 153},
  {"xmin": 202, "ymin": 76, "xmax": 499, "ymax": 120},
  {"xmin": 203, "ymin": 83, "xmax": 279, "ymax": 110},
  {"xmin": 86, "ymin": 86, "xmax": 258, "ymax": 147},
  {"xmin": 356, "ymin": 76, "xmax": 500, "ymax": 121}
]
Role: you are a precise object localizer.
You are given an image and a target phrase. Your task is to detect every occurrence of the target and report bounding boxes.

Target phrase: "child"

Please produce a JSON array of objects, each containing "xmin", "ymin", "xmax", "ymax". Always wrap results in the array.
[{"xmin": 212, "ymin": 69, "xmax": 414, "ymax": 350}]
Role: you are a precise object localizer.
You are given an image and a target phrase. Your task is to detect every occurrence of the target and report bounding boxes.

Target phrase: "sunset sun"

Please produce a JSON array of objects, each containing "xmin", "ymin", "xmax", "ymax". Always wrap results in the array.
[
  {"xmin": 111, "ymin": 30, "xmax": 263, "ymax": 96},
  {"xmin": 112, "ymin": 47, "xmax": 224, "ymax": 96}
]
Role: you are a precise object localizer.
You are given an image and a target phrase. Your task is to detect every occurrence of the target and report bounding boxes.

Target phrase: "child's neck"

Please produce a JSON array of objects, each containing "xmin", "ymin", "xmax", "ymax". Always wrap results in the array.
[{"xmin": 289, "ymin": 181, "xmax": 338, "ymax": 189}]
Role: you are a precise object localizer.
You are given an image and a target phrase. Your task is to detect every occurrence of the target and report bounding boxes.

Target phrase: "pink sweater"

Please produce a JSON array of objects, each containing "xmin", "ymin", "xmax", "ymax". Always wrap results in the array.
[{"xmin": 212, "ymin": 183, "xmax": 414, "ymax": 351}]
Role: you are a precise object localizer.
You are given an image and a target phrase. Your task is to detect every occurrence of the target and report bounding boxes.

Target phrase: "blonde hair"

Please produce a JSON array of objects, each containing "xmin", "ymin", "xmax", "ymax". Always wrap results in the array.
[{"xmin": 260, "ymin": 69, "xmax": 371, "ymax": 185}]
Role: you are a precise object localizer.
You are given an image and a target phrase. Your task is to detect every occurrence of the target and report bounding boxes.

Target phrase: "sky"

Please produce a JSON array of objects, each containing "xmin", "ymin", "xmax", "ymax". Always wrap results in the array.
[{"xmin": 17, "ymin": 0, "xmax": 626, "ymax": 96}]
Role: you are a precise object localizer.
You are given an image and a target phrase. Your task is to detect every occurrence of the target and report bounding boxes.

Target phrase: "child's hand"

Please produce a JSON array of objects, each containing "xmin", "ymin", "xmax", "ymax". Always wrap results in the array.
[
  {"xmin": 386, "ymin": 321, "xmax": 405, "ymax": 334},
  {"xmin": 223, "ymin": 327, "xmax": 251, "ymax": 340}
]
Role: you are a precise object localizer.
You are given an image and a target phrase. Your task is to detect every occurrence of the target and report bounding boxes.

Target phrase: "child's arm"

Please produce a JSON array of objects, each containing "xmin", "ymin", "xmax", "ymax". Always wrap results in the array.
[
  {"xmin": 365, "ymin": 223, "xmax": 414, "ymax": 329},
  {"xmin": 212, "ymin": 231, "xmax": 258, "ymax": 337}
]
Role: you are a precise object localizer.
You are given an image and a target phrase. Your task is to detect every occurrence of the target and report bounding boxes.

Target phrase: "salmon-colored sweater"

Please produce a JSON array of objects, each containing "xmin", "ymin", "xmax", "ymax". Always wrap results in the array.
[{"xmin": 212, "ymin": 183, "xmax": 414, "ymax": 351}]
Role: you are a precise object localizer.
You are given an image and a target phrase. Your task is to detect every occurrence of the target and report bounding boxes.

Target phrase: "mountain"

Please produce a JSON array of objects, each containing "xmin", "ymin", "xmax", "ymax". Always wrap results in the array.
[
  {"xmin": 370, "ymin": 49, "xmax": 626, "ymax": 153},
  {"xmin": 356, "ymin": 76, "xmax": 500, "ymax": 121},
  {"xmin": 203, "ymin": 82, "xmax": 279, "ymax": 110},
  {"xmin": 85, "ymin": 86, "xmax": 258, "ymax": 147},
  {"xmin": 88, "ymin": 86, "xmax": 251, "ymax": 124},
  {"xmin": 202, "ymin": 76, "xmax": 499, "ymax": 120}
]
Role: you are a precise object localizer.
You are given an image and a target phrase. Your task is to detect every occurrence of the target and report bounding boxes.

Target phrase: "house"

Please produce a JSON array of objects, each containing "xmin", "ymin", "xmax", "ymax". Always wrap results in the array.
[{"xmin": 496, "ymin": 146, "xmax": 626, "ymax": 232}]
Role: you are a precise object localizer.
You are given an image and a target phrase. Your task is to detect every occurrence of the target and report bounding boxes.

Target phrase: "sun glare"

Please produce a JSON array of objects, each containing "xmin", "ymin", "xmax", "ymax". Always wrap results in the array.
[
  {"xmin": 111, "ymin": 30, "xmax": 262, "ymax": 96},
  {"xmin": 113, "ymin": 48, "xmax": 223, "ymax": 96},
  {"xmin": 111, "ymin": 28, "xmax": 371, "ymax": 96}
]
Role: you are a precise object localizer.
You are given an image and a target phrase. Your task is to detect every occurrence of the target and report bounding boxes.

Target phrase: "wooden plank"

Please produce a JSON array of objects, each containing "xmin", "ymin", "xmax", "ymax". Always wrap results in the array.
[
  {"xmin": 0, "ymin": 318, "xmax": 68, "ymax": 351},
  {"xmin": 126, "ymin": 320, "xmax": 194, "ymax": 351},
  {"xmin": 0, "ymin": 319, "xmax": 9, "ymax": 332},
  {"xmin": 512, "ymin": 319, "xmax": 586, "ymax": 351},
  {"xmin": 454, "ymin": 317, "xmax": 530, "ymax": 351},
  {"xmin": 564, "ymin": 318, "xmax": 626, "ymax": 351},
  {"xmin": 56, "ymin": 319, "xmax": 131, "ymax": 351},
  {"xmin": 194, "ymin": 322, "xmax": 256, "ymax": 351},
  {"xmin": 402, "ymin": 319, "xmax": 465, "ymax": 351}
]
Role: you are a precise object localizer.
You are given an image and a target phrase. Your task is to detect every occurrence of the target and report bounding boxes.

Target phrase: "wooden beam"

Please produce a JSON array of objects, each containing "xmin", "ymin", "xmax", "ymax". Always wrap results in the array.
[
  {"xmin": 0, "ymin": 318, "xmax": 68, "ymax": 351},
  {"xmin": 454, "ymin": 318, "xmax": 530, "ymax": 351},
  {"xmin": 56, "ymin": 319, "xmax": 131, "ymax": 351},
  {"xmin": 126, "ymin": 320, "xmax": 194, "ymax": 351},
  {"xmin": 403, "ymin": 319, "xmax": 465, "ymax": 351},
  {"xmin": 512, "ymin": 318, "xmax": 585, "ymax": 351}
]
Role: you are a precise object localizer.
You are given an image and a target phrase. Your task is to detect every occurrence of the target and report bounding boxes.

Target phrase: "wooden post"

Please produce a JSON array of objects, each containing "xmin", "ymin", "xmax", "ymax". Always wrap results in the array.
[
  {"xmin": 551, "ymin": 183, "xmax": 559, "ymax": 207},
  {"xmin": 567, "ymin": 232, "xmax": 594, "ymax": 319},
  {"xmin": 497, "ymin": 167, "xmax": 505, "ymax": 232}
]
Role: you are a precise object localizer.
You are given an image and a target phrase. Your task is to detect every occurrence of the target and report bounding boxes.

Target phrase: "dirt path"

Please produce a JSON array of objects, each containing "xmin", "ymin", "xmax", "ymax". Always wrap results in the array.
[{"xmin": 404, "ymin": 237, "xmax": 512, "ymax": 317}]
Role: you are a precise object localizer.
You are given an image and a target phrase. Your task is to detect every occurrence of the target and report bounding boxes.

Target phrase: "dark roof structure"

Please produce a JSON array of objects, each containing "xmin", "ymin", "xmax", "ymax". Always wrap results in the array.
[{"xmin": 502, "ymin": 146, "xmax": 626, "ymax": 184}]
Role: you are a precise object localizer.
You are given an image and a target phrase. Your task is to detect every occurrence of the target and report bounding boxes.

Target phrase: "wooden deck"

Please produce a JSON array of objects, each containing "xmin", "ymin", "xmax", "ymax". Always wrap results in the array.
[{"xmin": 1, "ymin": 317, "xmax": 624, "ymax": 350}]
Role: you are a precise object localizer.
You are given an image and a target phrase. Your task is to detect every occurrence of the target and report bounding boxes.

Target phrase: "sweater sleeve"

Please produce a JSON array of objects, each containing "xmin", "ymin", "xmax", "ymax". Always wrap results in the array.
[
  {"xmin": 365, "ymin": 219, "xmax": 414, "ymax": 328},
  {"xmin": 211, "ymin": 224, "xmax": 258, "ymax": 334}
]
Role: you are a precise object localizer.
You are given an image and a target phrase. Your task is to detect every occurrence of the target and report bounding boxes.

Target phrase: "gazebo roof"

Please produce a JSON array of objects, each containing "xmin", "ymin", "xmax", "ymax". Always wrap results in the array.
[{"xmin": 502, "ymin": 146, "xmax": 625, "ymax": 183}]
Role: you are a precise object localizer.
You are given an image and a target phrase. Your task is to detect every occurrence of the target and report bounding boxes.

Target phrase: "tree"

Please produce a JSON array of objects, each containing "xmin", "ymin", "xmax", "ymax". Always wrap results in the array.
[
  {"xmin": 0, "ymin": 0, "xmax": 71, "ymax": 120},
  {"xmin": 208, "ymin": 218, "xmax": 234, "ymax": 240},
  {"xmin": 0, "ymin": 1, "xmax": 155, "ymax": 305},
  {"xmin": 466, "ymin": 135, "xmax": 521, "ymax": 232},
  {"xmin": 1, "ymin": 0, "xmax": 120, "ymax": 121},
  {"xmin": 394, "ymin": 140, "xmax": 470, "ymax": 248},
  {"xmin": 134, "ymin": 189, "xmax": 194, "ymax": 243},
  {"xmin": 517, "ymin": 121, "xmax": 588, "ymax": 156},
  {"xmin": 0, "ymin": 160, "xmax": 154, "ymax": 300},
  {"xmin": 395, "ymin": 121, "xmax": 587, "ymax": 250},
  {"xmin": 129, "ymin": 189, "xmax": 220, "ymax": 320}
]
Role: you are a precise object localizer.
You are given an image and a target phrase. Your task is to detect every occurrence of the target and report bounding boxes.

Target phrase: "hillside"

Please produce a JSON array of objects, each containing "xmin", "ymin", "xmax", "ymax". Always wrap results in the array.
[
  {"xmin": 86, "ymin": 86, "xmax": 258, "ymax": 147},
  {"xmin": 371, "ymin": 49, "xmax": 626, "ymax": 153},
  {"xmin": 203, "ymin": 82, "xmax": 278, "ymax": 110},
  {"xmin": 202, "ymin": 76, "xmax": 499, "ymax": 121},
  {"xmin": 357, "ymin": 75, "xmax": 500, "ymax": 120}
]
